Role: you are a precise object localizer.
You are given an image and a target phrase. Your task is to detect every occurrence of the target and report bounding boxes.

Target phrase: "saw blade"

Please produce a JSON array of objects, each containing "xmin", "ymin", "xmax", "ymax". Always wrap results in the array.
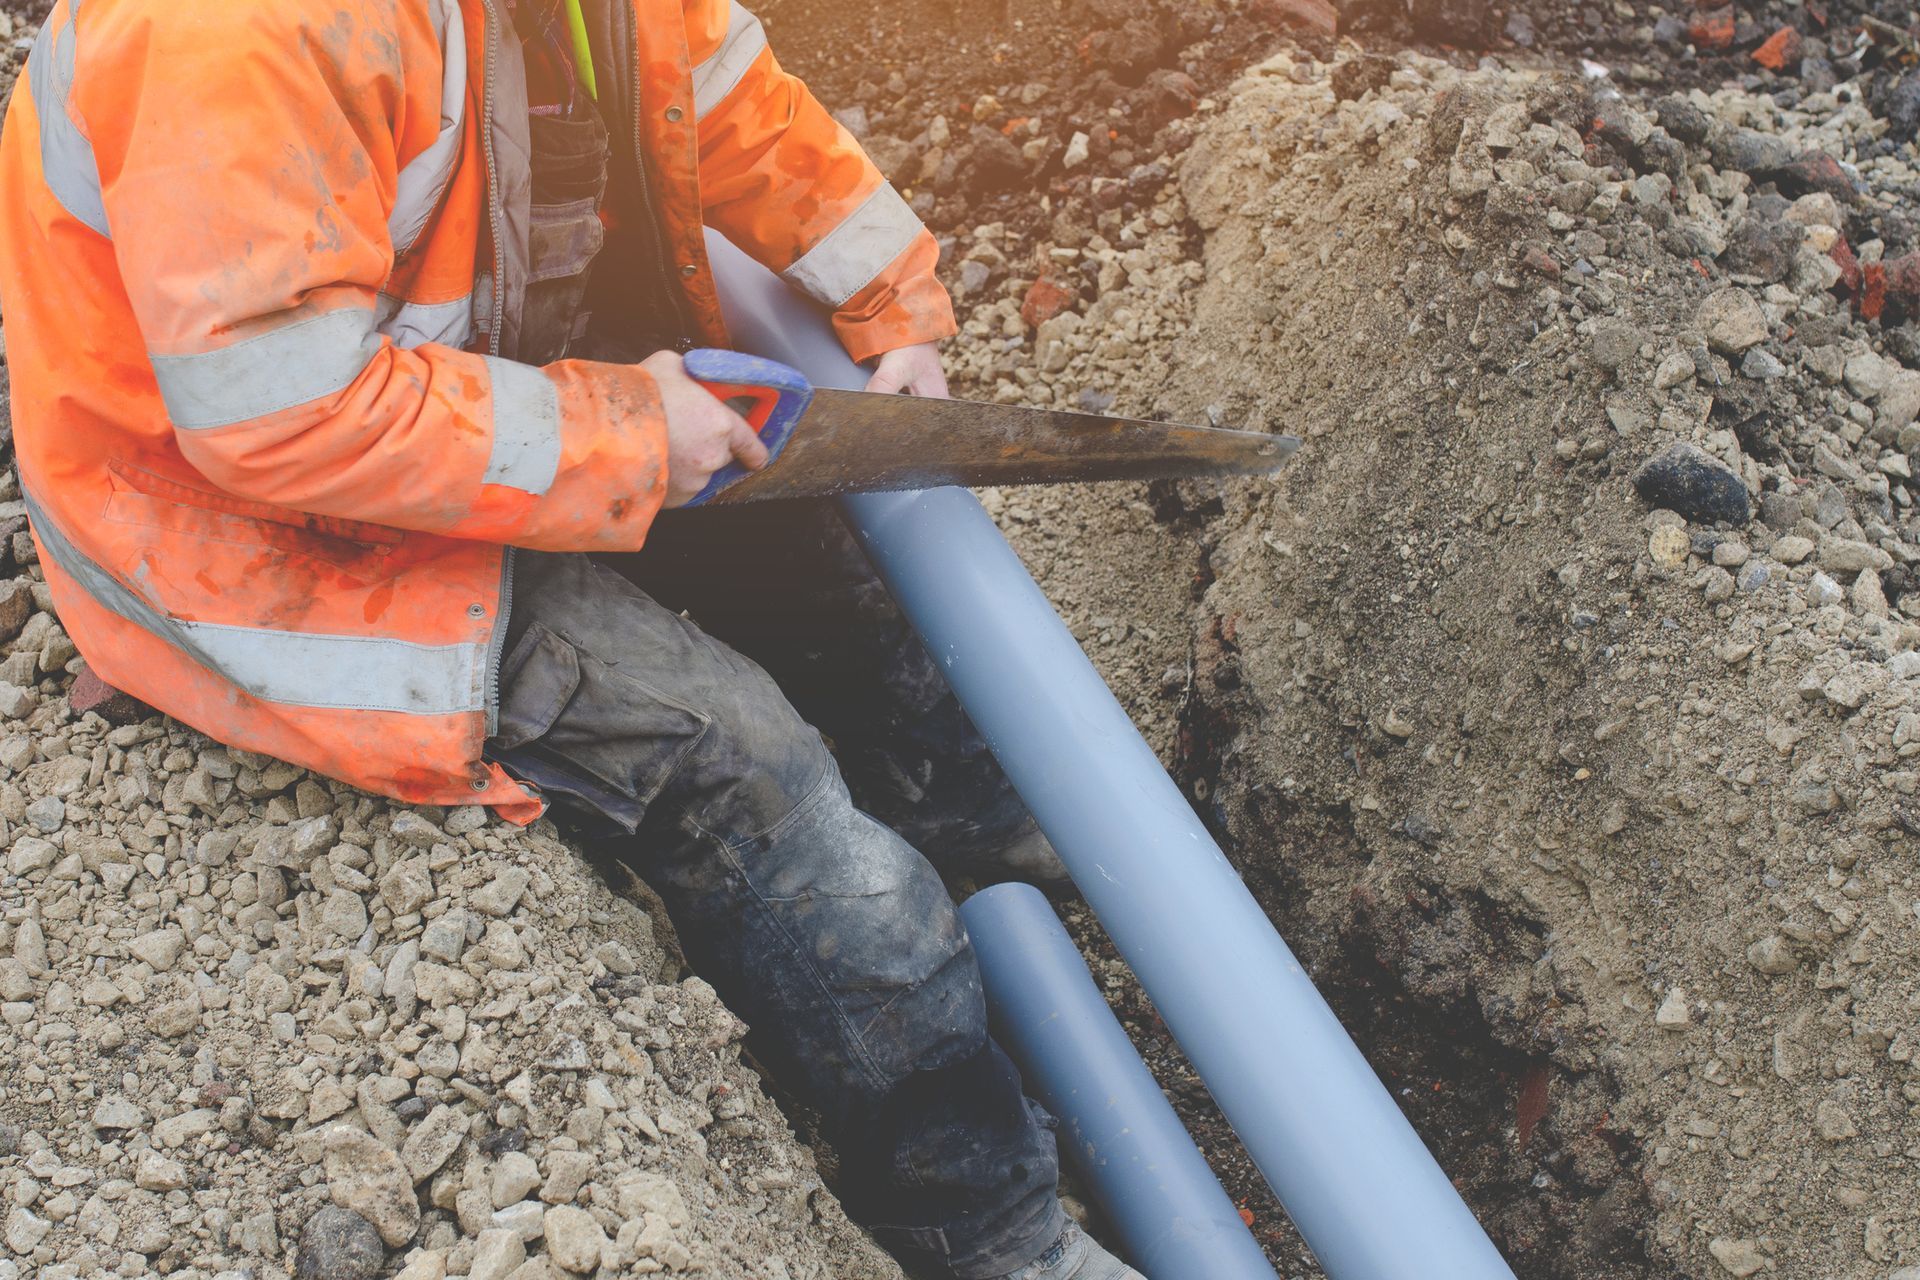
[{"xmin": 707, "ymin": 387, "xmax": 1299, "ymax": 504}]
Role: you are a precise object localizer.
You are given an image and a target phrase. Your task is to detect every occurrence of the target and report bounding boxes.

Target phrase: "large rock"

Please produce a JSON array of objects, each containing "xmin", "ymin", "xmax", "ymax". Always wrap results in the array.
[
  {"xmin": 322, "ymin": 1126, "xmax": 420, "ymax": 1248},
  {"xmin": 1632, "ymin": 443, "xmax": 1751, "ymax": 525},
  {"xmin": 295, "ymin": 1206, "xmax": 387, "ymax": 1280}
]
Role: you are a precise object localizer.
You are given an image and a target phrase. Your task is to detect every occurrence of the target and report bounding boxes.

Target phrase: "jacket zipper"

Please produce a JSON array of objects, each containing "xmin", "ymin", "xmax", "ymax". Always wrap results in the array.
[
  {"xmin": 479, "ymin": 0, "xmax": 508, "ymax": 357},
  {"xmin": 479, "ymin": 0, "xmax": 512, "ymax": 736},
  {"xmin": 624, "ymin": 4, "xmax": 693, "ymax": 350},
  {"xmin": 484, "ymin": 546, "xmax": 517, "ymax": 739}
]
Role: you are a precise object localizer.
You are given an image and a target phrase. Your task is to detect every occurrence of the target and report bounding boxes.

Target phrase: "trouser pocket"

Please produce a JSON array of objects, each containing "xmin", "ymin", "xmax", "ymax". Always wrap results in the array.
[
  {"xmin": 490, "ymin": 620, "xmax": 710, "ymax": 830},
  {"xmin": 520, "ymin": 111, "xmax": 610, "ymax": 365}
]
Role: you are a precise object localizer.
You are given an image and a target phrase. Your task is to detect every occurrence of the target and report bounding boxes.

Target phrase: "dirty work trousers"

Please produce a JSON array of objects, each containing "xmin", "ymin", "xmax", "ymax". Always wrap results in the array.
[{"xmin": 488, "ymin": 502, "xmax": 1066, "ymax": 1279}]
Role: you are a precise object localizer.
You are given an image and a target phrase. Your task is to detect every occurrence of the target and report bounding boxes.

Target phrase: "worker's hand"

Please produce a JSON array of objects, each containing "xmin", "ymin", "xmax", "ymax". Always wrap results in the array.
[
  {"xmin": 644, "ymin": 350, "xmax": 772, "ymax": 508},
  {"xmin": 864, "ymin": 341, "xmax": 949, "ymax": 398}
]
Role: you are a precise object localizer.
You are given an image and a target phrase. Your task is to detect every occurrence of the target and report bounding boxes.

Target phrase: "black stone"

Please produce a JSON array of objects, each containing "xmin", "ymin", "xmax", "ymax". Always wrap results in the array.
[
  {"xmin": 965, "ymin": 127, "xmax": 1030, "ymax": 190},
  {"xmin": 294, "ymin": 1208, "xmax": 385, "ymax": 1280},
  {"xmin": 1714, "ymin": 127, "xmax": 1796, "ymax": 175},
  {"xmin": 1757, "ymin": 493, "xmax": 1803, "ymax": 548},
  {"xmin": 1632, "ymin": 443, "xmax": 1752, "ymax": 526},
  {"xmin": 1886, "ymin": 69, "xmax": 1920, "ymax": 143},
  {"xmin": 1653, "ymin": 95, "xmax": 1710, "ymax": 146},
  {"xmin": 1724, "ymin": 215, "xmax": 1803, "ymax": 283}
]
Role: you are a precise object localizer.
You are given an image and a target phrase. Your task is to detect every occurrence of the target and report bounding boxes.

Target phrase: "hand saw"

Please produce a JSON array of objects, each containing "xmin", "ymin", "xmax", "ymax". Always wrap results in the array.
[{"xmin": 678, "ymin": 348, "xmax": 1299, "ymax": 506}]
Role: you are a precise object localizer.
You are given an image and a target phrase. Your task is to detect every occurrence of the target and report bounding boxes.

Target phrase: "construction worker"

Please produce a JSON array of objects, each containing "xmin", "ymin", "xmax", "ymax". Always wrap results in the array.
[{"xmin": 0, "ymin": 1, "xmax": 1146, "ymax": 1278}]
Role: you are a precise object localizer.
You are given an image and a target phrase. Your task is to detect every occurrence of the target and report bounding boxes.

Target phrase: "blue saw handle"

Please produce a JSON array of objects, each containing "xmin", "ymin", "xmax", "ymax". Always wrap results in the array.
[{"xmin": 680, "ymin": 348, "xmax": 814, "ymax": 506}]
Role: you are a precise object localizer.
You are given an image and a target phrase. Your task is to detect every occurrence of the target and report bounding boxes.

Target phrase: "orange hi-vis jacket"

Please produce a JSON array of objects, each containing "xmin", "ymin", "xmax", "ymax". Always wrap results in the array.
[{"xmin": 0, "ymin": 0, "xmax": 955, "ymax": 820}]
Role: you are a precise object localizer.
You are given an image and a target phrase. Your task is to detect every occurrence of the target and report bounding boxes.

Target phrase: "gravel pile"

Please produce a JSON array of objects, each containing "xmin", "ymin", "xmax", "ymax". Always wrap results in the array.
[{"xmin": 0, "ymin": 597, "xmax": 897, "ymax": 1280}]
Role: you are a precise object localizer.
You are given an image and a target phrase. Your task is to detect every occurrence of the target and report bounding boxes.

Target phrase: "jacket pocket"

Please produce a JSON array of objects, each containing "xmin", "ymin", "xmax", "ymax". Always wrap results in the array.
[{"xmin": 100, "ymin": 461, "xmax": 400, "ymax": 572}]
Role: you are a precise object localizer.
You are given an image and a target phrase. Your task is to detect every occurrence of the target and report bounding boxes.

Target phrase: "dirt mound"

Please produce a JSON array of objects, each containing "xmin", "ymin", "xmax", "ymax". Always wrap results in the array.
[{"xmin": 950, "ymin": 40, "xmax": 1920, "ymax": 1280}]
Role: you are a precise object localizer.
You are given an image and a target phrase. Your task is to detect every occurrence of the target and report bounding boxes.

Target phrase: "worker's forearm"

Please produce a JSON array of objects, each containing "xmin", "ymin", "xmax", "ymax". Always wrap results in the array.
[{"xmin": 172, "ymin": 344, "xmax": 668, "ymax": 552}]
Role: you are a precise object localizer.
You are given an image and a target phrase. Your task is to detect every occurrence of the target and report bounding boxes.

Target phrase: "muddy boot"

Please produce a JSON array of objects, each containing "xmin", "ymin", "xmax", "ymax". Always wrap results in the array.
[
  {"xmin": 951, "ymin": 819, "xmax": 1072, "ymax": 890},
  {"xmin": 990, "ymin": 1223, "xmax": 1143, "ymax": 1280}
]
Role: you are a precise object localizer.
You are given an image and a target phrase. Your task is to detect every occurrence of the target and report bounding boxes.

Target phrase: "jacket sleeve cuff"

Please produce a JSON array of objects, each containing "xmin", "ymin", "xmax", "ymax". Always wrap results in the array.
[{"xmin": 830, "ymin": 230, "xmax": 959, "ymax": 365}]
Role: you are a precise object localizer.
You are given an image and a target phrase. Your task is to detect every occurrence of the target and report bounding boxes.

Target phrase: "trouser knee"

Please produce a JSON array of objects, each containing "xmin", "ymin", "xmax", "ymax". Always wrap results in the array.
[{"xmin": 729, "ymin": 773, "xmax": 989, "ymax": 1097}]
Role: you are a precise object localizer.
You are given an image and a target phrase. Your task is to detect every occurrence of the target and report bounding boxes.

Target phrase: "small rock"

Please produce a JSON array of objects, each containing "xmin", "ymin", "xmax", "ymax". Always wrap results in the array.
[
  {"xmin": 1746, "ymin": 934, "xmax": 1796, "ymax": 975},
  {"xmin": 134, "ymin": 1150, "xmax": 189, "ymax": 1191},
  {"xmin": 1649, "ymin": 526, "xmax": 1690, "ymax": 569},
  {"xmin": 1844, "ymin": 350, "xmax": 1895, "ymax": 399},
  {"xmin": 1062, "ymin": 131, "xmax": 1090, "ymax": 170},
  {"xmin": 1653, "ymin": 352, "xmax": 1695, "ymax": 389},
  {"xmin": 491, "ymin": 1151, "xmax": 542, "ymax": 1209},
  {"xmin": 323, "ymin": 1125, "xmax": 421, "ymax": 1248},
  {"xmin": 1697, "ymin": 287, "xmax": 1769, "ymax": 354},
  {"xmin": 1819, "ymin": 536, "xmax": 1893, "ymax": 574},
  {"xmin": 129, "ymin": 927, "xmax": 186, "ymax": 972},
  {"xmin": 22, "ymin": 796, "xmax": 63, "ymax": 832},
  {"xmin": 91, "ymin": 1095, "xmax": 147, "ymax": 1131},
  {"xmin": 542, "ymin": 1207, "xmax": 608, "ymax": 1275},
  {"xmin": 1708, "ymin": 1237, "xmax": 1766, "ymax": 1277},
  {"xmin": 1815, "ymin": 1099, "xmax": 1857, "ymax": 1142},
  {"xmin": 401, "ymin": 1104, "xmax": 466, "ymax": 1183},
  {"xmin": 472, "ymin": 867, "xmax": 531, "ymax": 917},
  {"xmin": 1740, "ymin": 347, "xmax": 1785, "ymax": 380},
  {"xmin": 490, "ymin": 1199, "xmax": 546, "ymax": 1243},
  {"xmin": 5, "ymin": 1207, "xmax": 51, "ymax": 1255},
  {"xmin": 468, "ymin": 1229, "xmax": 527, "ymax": 1280},
  {"xmin": 380, "ymin": 858, "xmax": 433, "ymax": 917},
  {"xmin": 540, "ymin": 1151, "xmax": 595, "ymax": 1204},
  {"xmin": 1771, "ymin": 535, "xmax": 1815, "ymax": 564},
  {"xmin": 1807, "ymin": 572, "xmax": 1844, "ymax": 607},
  {"xmin": 1822, "ymin": 664, "xmax": 1876, "ymax": 710},
  {"xmin": 1655, "ymin": 987, "xmax": 1690, "ymax": 1028},
  {"xmin": 1853, "ymin": 570, "xmax": 1889, "ymax": 618},
  {"xmin": 295, "ymin": 1207, "xmax": 387, "ymax": 1280}
]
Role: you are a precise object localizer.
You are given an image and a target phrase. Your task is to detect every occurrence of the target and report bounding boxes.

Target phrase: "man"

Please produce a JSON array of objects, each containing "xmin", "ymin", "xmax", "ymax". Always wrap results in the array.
[{"xmin": 0, "ymin": 2, "xmax": 1145, "ymax": 1278}]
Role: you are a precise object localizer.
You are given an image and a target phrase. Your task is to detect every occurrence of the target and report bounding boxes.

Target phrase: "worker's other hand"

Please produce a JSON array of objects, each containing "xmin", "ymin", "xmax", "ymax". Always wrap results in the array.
[
  {"xmin": 644, "ymin": 350, "xmax": 772, "ymax": 508},
  {"xmin": 864, "ymin": 341, "xmax": 949, "ymax": 398}
]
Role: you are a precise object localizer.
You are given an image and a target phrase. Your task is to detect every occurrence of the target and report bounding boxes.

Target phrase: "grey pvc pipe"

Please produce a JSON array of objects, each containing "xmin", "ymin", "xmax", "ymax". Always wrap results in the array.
[
  {"xmin": 706, "ymin": 231, "xmax": 1515, "ymax": 1280},
  {"xmin": 961, "ymin": 882, "xmax": 1276, "ymax": 1280}
]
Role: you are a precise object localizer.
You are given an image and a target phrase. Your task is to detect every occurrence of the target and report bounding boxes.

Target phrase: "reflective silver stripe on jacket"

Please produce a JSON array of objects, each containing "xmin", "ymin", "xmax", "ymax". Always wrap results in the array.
[
  {"xmin": 390, "ymin": 0, "xmax": 469, "ymax": 256},
  {"xmin": 149, "ymin": 307, "xmax": 383, "ymax": 431},
  {"xmin": 27, "ymin": 0, "xmax": 109, "ymax": 237},
  {"xmin": 692, "ymin": 1, "xmax": 767, "ymax": 120},
  {"xmin": 377, "ymin": 293, "xmax": 475, "ymax": 350},
  {"xmin": 782, "ymin": 183, "xmax": 922, "ymax": 307},
  {"xmin": 23, "ymin": 488, "xmax": 487, "ymax": 716},
  {"xmin": 481, "ymin": 356, "xmax": 562, "ymax": 495}
]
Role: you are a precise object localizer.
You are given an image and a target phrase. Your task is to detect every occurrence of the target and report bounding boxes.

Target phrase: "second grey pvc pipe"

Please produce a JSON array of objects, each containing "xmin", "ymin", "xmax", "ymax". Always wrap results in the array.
[
  {"xmin": 961, "ymin": 882, "xmax": 1277, "ymax": 1280},
  {"xmin": 706, "ymin": 231, "xmax": 1515, "ymax": 1280}
]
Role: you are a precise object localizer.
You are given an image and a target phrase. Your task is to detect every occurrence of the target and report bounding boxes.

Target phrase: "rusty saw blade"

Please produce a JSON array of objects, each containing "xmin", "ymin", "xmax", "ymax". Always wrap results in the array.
[{"xmin": 704, "ymin": 388, "xmax": 1300, "ymax": 505}]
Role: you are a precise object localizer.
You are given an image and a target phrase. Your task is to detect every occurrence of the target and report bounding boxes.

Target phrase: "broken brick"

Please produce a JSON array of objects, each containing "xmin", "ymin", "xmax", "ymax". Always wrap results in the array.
[
  {"xmin": 1521, "ymin": 246, "xmax": 1560, "ymax": 278},
  {"xmin": 1019, "ymin": 275, "xmax": 1076, "ymax": 329},
  {"xmin": 1830, "ymin": 237, "xmax": 1861, "ymax": 295},
  {"xmin": 1751, "ymin": 26, "xmax": 1802, "ymax": 70},
  {"xmin": 1772, "ymin": 150, "xmax": 1856, "ymax": 203},
  {"xmin": 69, "ymin": 665, "xmax": 150, "ymax": 726},
  {"xmin": 1689, "ymin": 7, "xmax": 1735, "ymax": 48},
  {"xmin": 1861, "ymin": 261, "xmax": 1887, "ymax": 320}
]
